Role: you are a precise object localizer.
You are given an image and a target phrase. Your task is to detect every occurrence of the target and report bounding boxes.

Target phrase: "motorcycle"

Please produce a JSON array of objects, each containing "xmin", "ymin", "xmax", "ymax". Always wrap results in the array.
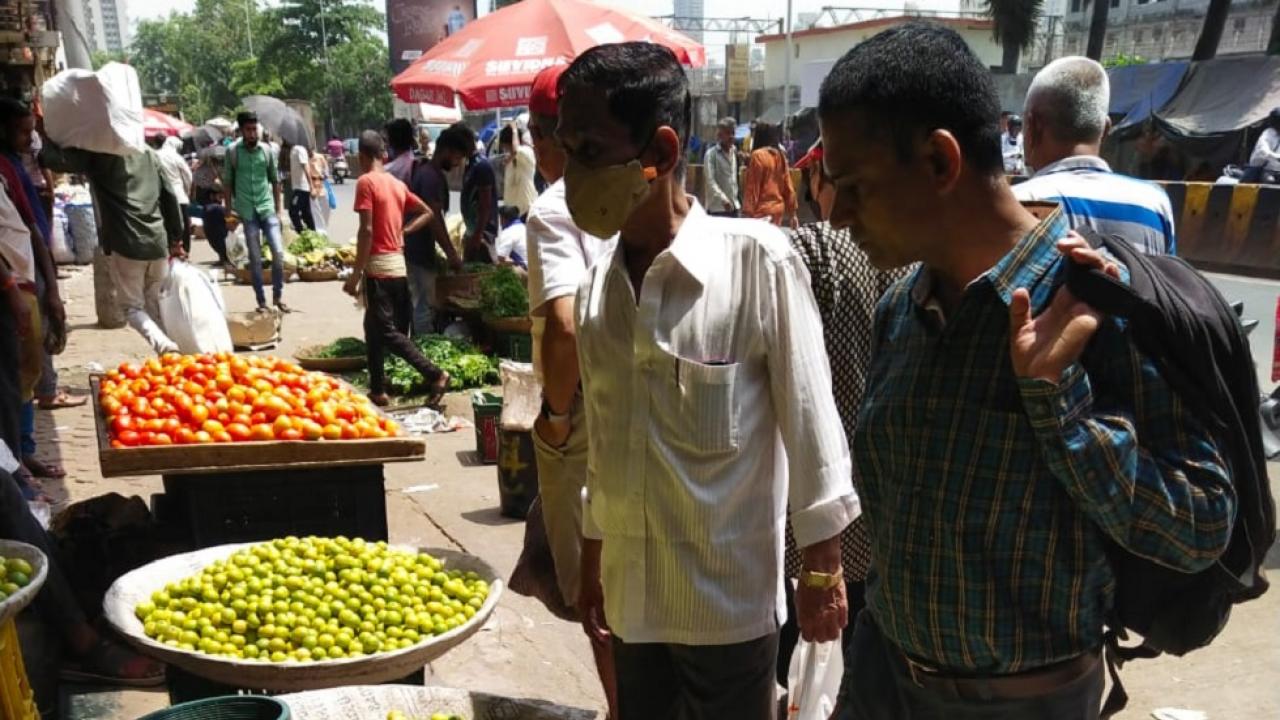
[{"xmin": 332, "ymin": 155, "xmax": 350, "ymax": 185}]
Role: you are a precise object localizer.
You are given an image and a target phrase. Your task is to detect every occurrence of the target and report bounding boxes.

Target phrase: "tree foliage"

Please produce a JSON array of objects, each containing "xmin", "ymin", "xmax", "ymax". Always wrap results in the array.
[
  {"xmin": 119, "ymin": 0, "xmax": 391, "ymax": 137},
  {"xmin": 984, "ymin": 0, "xmax": 1043, "ymax": 74}
]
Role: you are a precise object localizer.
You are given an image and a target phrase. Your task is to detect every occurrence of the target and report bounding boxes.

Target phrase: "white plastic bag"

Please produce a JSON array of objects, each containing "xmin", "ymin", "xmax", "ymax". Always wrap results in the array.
[
  {"xmin": 65, "ymin": 203, "xmax": 97, "ymax": 264},
  {"xmin": 159, "ymin": 259, "xmax": 233, "ymax": 354},
  {"xmin": 49, "ymin": 204, "xmax": 73, "ymax": 264},
  {"xmin": 786, "ymin": 635, "xmax": 844, "ymax": 720},
  {"xmin": 41, "ymin": 62, "xmax": 145, "ymax": 156}
]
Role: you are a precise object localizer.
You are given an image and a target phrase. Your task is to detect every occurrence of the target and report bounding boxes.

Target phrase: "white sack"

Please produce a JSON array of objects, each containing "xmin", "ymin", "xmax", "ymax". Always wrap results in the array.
[
  {"xmin": 42, "ymin": 62, "xmax": 145, "ymax": 156},
  {"xmin": 159, "ymin": 259, "xmax": 233, "ymax": 354}
]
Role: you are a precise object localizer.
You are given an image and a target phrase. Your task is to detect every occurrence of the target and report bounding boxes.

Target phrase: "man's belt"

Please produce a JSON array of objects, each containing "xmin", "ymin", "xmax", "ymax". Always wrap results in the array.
[{"xmin": 894, "ymin": 646, "xmax": 1101, "ymax": 702}]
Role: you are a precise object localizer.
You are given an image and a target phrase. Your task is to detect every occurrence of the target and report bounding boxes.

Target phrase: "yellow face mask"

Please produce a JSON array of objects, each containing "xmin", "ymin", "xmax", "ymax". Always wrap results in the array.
[{"xmin": 563, "ymin": 157, "xmax": 658, "ymax": 238}]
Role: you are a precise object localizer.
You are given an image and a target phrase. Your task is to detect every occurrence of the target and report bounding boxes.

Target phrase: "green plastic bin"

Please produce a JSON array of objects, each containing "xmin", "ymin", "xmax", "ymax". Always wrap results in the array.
[
  {"xmin": 138, "ymin": 696, "xmax": 290, "ymax": 720},
  {"xmin": 472, "ymin": 391, "xmax": 503, "ymax": 464}
]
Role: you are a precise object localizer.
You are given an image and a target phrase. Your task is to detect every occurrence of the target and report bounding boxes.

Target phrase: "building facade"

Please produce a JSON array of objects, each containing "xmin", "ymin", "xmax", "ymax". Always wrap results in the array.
[
  {"xmin": 756, "ymin": 14, "xmax": 1004, "ymax": 93},
  {"xmin": 673, "ymin": 0, "xmax": 706, "ymax": 43},
  {"xmin": 79, "ymin": 0, "xmax": 130, "ymax": 53},
  {"xmin": 1060, "ymin": 0, "xmax": 1278, "ymax": 61}
]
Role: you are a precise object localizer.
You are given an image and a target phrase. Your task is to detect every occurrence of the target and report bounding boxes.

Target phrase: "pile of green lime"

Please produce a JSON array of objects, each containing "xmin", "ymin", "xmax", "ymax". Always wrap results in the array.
[
  {"xmin": 134, "ymin": 536, "xmax": 490, "ymax": 662},
  {"xmin": 0, "ymin": 556, "xmax": 34, "ymax": 601}
]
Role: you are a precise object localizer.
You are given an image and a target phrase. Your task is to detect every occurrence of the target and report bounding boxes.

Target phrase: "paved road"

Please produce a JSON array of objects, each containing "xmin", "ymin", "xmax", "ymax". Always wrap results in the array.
[{"xmin": 1209, "ymin": 272, "xmax": 1277, "ymax": 391}]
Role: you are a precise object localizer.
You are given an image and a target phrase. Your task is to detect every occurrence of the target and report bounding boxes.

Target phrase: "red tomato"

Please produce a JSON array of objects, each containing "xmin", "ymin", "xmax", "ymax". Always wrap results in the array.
[
  {"xmin": 117, "ymin": 430, "xmax": 141, "ymax": 446},
  {"xmin": 152, "ymin": 432, "xmax": 173, "ymax": 445},
  {"xmin": 112, "ymin": 415, "xmax": 136, "ymax": 434},
  {"xmin": 278, "ymin": 428, "xmax": 303, "ymax": 441},
  {"xmin": 226, "ymin": 423, "xmax": 252, "ymax": 442}
]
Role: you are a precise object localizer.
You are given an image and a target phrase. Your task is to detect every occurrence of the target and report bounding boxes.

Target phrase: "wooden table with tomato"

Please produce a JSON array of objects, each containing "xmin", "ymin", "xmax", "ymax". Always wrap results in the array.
[{"xmin": 92, "ymin": 353, "xmax": 426, "ymax": 547}]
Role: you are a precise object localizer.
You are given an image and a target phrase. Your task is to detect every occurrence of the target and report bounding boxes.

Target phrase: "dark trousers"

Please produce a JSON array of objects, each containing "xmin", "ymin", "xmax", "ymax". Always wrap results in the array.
[
  {"xmin": 363, "ymin": 276, "xmax": 443, "ymax": 395},
  {"xmin": 0, "ymin": 304, "xmax": 21, "ymax": 458},
  {"xmin": 0, "ymin": 467, "xmax": 85, "ymax": 629},
  {"xmin": 613, "ymin": 631, "xmax": 780, "ymax": 720},
  {"xmin": 179, "ymin": 203, "xmax": 192, "ymax": 253},
  {"xmin": 289, "ymin": 189, "xmax": 316, "ymax": 233},
  {"xmin": 837, "ymin": 611, "xmax": 1104, "ymax": 720},
  {"xmin": 203, "ymin": 204, "xmax": 229, "ymax": 263}
]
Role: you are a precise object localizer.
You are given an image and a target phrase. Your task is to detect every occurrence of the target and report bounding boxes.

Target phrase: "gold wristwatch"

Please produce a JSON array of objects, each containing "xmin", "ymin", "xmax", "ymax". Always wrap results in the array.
[{"xmin": 800, "ymin": 568, "xmax": 843, "ymax": 590}]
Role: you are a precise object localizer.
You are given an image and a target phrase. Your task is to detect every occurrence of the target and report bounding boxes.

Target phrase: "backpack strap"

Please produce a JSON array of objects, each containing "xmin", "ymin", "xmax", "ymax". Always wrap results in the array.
[
  {"xmin": 1063, "ymin": 227, "xmax": 1143, "ymax": 320},
  {"xmin": 1099, "ymin": 621, "xmax": 1162, "ymax": 719}
]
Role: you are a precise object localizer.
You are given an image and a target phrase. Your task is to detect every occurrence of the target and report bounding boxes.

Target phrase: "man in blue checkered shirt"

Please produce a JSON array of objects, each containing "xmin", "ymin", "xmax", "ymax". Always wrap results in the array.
[{"xmin": 819, "ymin": 23, "xmax": 1236, "ymax": 720}]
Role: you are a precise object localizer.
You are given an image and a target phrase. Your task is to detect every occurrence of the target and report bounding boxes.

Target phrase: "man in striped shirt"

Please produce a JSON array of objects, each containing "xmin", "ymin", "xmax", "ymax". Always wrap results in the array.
[
  {"xmin": 1014, "ymin": 56, "xmax": 1177, "ymax": 255},
  {"xmin": 819, "ymin": 24, "xmax": 1233, "ymax": 719}
]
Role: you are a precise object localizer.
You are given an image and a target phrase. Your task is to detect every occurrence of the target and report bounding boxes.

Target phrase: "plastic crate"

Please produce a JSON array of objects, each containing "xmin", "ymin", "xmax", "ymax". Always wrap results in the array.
[
  {"xmin": 497, "ymin": 428, "xmax": 539, "ymax": 519},
  {"xmin": 472, "ymin": 391, "xmax": 503, "ymax": 464},
  {"xmin": 494, "ymin": 331, "xmax": 532, "ymax": 363},
  {"xmin": 160, "ymin": 465, "xmax": 388, "ymax": 548},
  {"xmin": 138, "ymin": 696, "xmax": 290, "ymax": 720},
  {"xmin": 0, "ymin": 619, "xmax": 37, "ymax": 720}
]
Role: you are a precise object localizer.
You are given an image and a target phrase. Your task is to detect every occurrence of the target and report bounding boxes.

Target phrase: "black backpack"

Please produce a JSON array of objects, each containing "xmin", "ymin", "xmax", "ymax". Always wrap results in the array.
[{"xmin": 1065, "ymin": 229, "xmax": 1275, "ymax": 717}]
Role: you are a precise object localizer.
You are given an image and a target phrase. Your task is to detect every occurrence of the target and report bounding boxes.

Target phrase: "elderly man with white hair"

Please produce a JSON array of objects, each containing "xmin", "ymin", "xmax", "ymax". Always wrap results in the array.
[{"xmin": 1013, "ymin": 56, "xmax": 1176, "ymax": 255}]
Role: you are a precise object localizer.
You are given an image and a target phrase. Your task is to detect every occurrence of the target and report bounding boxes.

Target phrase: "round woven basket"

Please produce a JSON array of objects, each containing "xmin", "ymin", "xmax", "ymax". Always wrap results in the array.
[
  {"xmin": 0, "ymin": 541, "xmax": 48, "ymax": 626},
  {"xmin": 294, "ymin": 345, "xmax": 365, "ymax": 372},
  {"xmin": 103, "ymin": 544, "xmax": 504, "ymax": 692},
  {"xmin": 485, "ymin": 316, "xmax": 532, "ymax": 334},
  {"xmin": 235, "ymin": 267, "xmax": 295, "ymax": 285},
  {"xmin": 297, "ymin": 268, "xmax": 339, "ymax": 282}
]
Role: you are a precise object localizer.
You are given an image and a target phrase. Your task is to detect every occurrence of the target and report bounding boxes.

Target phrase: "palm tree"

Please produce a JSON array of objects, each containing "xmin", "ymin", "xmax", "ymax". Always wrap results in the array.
[
  {"xmin": 1085, "ymin": 0, "xmax": 1111, "ymax": 60},
  {"xmin": 1192, "ymin": 0, "xmax": 1233, "ymax": 60},
  {"xmin": 985, "ymin": 0, "xmax": 1044, "ymax": 74}
]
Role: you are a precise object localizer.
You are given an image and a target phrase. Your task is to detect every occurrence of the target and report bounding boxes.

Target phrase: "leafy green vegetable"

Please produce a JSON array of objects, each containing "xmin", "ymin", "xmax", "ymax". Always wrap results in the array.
[
  {"xmin": 314, "ymin": 336, "xmax": 367, "ymax": 359},
  {"xmin": 348, "ymin": 334, "xmax": 499, "ymax": 395},
  {"xmin": 478, "ymin": 266, "xmax": 529, "ymax": 319},
  {"xmin": 288, "ymin": 230, "xmax": 331, "ymax": 256}
]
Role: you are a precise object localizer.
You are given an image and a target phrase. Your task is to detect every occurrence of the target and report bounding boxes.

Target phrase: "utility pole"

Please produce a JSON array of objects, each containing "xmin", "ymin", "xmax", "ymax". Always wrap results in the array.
[
  {"xmin": 782, "ymin": 0, "xmax": 793, "ymax": 132},
  {"xmin": 320, "ymin": 0, "xmax": 335, "ymax": 139}
]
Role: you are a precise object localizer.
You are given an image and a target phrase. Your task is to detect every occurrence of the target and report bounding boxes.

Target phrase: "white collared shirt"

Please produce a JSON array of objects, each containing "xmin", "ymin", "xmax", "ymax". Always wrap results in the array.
[
  {"xmin": 575, "ymin": 200, "xmax": 859, "ymax": 646},
  {"xmin": 526, "ymin": 179, "xmax": 614, "ymax": 382}
]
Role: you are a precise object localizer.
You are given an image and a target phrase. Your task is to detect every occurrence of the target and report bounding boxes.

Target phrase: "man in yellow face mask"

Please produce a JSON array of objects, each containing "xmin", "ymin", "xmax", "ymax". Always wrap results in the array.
[{"xmin": 559, "ymin": 42, "xmax": 859, "ymax": 720}]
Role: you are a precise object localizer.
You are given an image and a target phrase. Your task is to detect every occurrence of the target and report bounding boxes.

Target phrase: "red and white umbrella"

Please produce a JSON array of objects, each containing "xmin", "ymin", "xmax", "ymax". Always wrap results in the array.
[
  {"xmin": 143, "ymin": 108, "xmax": 193, "ymax": 138},
  {"xmin": 390, "ymin": 0, "xmax": 705, "ymax": 111}
]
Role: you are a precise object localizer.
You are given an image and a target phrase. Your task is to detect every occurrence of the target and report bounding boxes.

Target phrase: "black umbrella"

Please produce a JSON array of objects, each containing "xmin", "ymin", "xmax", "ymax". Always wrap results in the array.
[
  {"xmin": 198, "ymin": 144, "xmax": 227, "ymax": 162},
  {"xmin": 241, "ymin": 95, "xmax": 315, "ymax": 148},
  {"xmin": 188, "ymin": 124, "xmax": 224, "ymax": 149}
]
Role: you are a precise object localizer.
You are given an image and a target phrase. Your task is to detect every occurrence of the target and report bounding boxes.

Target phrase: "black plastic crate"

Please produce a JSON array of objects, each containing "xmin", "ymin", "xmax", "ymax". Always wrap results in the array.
[{"xmin": 160, "ymin": 465, "xmax": 388, "ymax": 548}]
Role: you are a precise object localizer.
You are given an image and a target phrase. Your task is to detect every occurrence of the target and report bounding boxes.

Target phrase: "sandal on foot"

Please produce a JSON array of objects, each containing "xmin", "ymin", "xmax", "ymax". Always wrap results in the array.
[
  {"xmin": 23, "ymin": 456, "xmax": 66, "ymax": 479},
  {"xmin": 36, "ymin": 390, "xmax": 87, "ymax": 410},
  {"xmin": 60, "ymin": 637, "xmax": 166, "ymax": 687}
]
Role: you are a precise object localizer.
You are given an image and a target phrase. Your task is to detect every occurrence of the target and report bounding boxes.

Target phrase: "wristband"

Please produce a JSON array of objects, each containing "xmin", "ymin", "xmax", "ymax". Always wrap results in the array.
[{"xmin": 800, "ymin": 567, "xmax": 843, "ymax": 590}]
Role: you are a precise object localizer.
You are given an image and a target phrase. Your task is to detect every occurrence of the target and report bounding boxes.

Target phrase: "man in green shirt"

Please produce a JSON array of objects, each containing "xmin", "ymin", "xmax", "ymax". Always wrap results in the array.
[
  {"xmin": 42, "ymin": 138, "xmax": 182, "ymax": 355},
  {"xmin": 224, "ymin": 111, "xmax": 289, "ymax": 313}
]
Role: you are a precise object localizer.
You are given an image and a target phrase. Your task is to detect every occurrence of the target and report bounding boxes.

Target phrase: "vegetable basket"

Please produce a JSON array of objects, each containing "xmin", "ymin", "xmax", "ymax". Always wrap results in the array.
[
  {"xmin": 103, "ymin": 544, "xmax": 504, "ymax": 692},
  {"xmin": 293, "ymin": 344, "xmax": 367, "ymax": 372}
]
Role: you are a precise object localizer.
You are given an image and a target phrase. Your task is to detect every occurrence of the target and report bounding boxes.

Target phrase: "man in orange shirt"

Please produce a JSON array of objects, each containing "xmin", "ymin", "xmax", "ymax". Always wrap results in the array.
[{"xmin": 343, "ymin": 131, "xmax": 450, "ymax": 406}]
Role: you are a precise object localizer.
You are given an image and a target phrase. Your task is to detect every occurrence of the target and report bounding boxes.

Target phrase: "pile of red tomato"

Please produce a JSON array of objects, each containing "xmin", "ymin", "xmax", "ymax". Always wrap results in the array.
[{"xmin": 99, "ymin": 353, "xmax": 399, "ymax": 448}]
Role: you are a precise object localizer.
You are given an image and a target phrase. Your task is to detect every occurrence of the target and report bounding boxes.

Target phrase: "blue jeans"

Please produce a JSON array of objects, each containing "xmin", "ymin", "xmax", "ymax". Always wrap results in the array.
[
  {"xmin": 243, "ymin": 211, "xmax": 284, "ymax": 307},
  {"xmin": 405, "ymin": 262, "xmax": 438, "ymax": 336}
]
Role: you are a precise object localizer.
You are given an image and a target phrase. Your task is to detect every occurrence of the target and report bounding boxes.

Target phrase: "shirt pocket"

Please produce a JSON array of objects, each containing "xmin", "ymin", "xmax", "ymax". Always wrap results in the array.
[{"xmin": 674, "ymin": 356, "xmax": 741, "ymax": 455}]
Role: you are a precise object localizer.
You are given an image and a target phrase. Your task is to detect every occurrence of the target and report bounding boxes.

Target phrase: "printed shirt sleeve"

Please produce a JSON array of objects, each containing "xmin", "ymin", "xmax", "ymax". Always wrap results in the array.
[
  {"xmin": 762, "ymin": 244, "xmax": 860, "ymax": 547},
  {"xmin": 353, "ymin": 176, "xmax": 374, "ymax": 213},
  {"xmin": 1018, "ymin": 319, "xmax": 1236, "ymax": 572}
]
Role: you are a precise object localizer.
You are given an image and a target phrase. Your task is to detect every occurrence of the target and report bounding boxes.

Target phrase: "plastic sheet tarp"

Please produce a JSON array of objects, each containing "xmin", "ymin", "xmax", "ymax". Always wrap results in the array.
[
  {"xmin": 1108, "ymin": 61, "xmax": 1188, "ymax": 132},
  {"xmin": 1156, "ymin": 56, "xmax": 1280, "ymax": 138}
]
